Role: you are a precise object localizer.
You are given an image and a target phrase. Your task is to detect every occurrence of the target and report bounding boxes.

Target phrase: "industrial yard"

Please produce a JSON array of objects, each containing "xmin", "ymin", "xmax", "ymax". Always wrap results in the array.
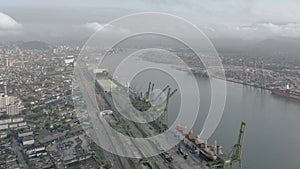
[{"xmin": 92, "ymin": 70, "xmax": 245, "ymax": 169}]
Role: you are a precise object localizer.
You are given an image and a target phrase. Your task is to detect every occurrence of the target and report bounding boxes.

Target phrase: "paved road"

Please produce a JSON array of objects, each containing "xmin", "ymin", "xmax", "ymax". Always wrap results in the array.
[
  {"xmin": 77, "ymin": 69, "xmax": 135, "ymax": 169},
  {"xmin": 170, "ymin": 144, "xmax": 208, "ymax": 169},
  {"xmin": 12, "ymin": 138, "xmax": 29, "ymax": 169}
]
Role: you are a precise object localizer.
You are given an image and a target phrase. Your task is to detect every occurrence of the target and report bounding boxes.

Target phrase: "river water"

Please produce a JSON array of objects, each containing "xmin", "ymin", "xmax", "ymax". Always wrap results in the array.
[
  {"xmin": 129, "ymin": 66, "xmax": 300, "ymax": 169},
  {"xmin": 100, "ymin": 52, "xmax": 300, "ymax": 169},
  {"xmin": 167, "ymin": 73, "xmax": 300, "ymax": 169}
]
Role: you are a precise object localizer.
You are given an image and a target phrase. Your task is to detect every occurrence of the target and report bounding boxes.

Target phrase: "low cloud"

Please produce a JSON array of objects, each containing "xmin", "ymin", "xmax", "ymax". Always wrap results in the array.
[
  {"xmin": 0, "ymin": 12, "xmax": 22, "ymax": 36},
  {"xmin": 202, "ymin": 22, "xmax": 300, "ymax": 40},
  {"xmin": 0, "ymin": 12, "xmax": 22, "ymax": 30},
  {"xmin": 233, "ymin": 23, "xmax": 300, "ymax": 39},
  {"xmin": 83, "ymin": 22, "xmax": 130, "ymax": 34},
  {"xmin": 83, "ymin": 22, "xmax": 105, "ymax": 32}
]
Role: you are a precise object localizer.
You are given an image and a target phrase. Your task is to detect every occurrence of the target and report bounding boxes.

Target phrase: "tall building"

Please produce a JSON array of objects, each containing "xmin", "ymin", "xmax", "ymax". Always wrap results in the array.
[
  {"xmin": 0, "ymin": 96, "xmax": 15, "ymax": 108},
  {"xmin": 53, "ymin": 48, "xmax": 58, "ymax": 54},
  {"xmin": 4, "ymin": 81, "xmax": 7, "ymax": 97},
  {"xmin": 0, "ymin": 81, "xmax": 19, "ymax": 115},
  {"xmin": 0, "ymin": 96, "xmax": 18, "ymax": 115},
  {"xmin": 5, "ymin": 57, "xmax": 9, "ymax": 68},
  {"xmin": 6, "ymin": 104, "xmax": 19, "ymax": 116},
  {"xmin": 0, "ymin": 97, "xmax": 6, "ymax": 110}
]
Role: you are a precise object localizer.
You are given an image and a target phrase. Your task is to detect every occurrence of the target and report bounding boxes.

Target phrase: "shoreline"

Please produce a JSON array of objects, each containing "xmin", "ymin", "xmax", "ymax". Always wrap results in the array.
[
  {"xmin": 190, "ymin": 72, "xmax": 272, "ymax": 91},
  {"xmin": 172, "ymin": 65, "xmax": 271, "ymax": 91},
  {"xmin": 225, "ymin": 78, "xmax": 271, "ymax": 91}
]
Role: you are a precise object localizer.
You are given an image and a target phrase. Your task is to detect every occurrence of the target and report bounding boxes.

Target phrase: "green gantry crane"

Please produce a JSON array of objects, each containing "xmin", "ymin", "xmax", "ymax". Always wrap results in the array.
[
  {"xmin": 157, "ymin": 86, "xmax": 177, "ymax": 131},
  {"xmin": 130, "ymin": 82, "xmax": 177, "ymax": 131},
  {"xmin": 207, "ymin": 121, "xmax": 246, "ymax": 169}
]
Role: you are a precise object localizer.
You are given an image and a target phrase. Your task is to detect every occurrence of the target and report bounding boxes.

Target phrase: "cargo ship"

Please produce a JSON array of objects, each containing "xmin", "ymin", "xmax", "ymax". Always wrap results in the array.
[
  {"xmin": 198, "ymin": 142, "xmax": 218, "ymax": 161},
  {"xmin": 271, "ymin": 86, "xmax": 300, "ymax": 100},
  {"xmin": 175, "ymin": 125, "xmax": 221, "ymax": 161}
]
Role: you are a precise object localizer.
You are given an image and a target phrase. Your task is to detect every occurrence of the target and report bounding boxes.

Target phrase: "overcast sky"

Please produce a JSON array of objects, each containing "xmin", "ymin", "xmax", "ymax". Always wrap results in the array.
[{"xmin": 0, "ymin": 0, "xmax": 300, "ymax": 42}]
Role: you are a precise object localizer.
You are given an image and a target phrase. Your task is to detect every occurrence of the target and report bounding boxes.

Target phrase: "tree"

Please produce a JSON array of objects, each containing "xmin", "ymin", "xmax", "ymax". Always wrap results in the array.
[{"xmin": 104, "ymin": 162, "xmax": 112, "ymax": 169}]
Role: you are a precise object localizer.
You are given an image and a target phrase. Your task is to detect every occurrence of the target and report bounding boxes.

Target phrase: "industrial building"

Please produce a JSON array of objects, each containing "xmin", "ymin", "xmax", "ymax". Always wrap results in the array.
[
  {"xmin": 96, "ymin": 79, "xmax": 117, "ymax": 93},
  {"xmin": 64, "ymin": 55, "xmax": 75, "ymax": 65},
  {"xmin": 22, "ymin": 136, "xmax": 35, "ymax": 146}
]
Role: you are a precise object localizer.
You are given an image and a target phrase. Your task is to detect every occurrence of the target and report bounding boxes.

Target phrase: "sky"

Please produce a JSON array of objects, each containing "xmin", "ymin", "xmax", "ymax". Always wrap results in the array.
[{"xmin": 0, "ymin": 0, "xmax": 300, "ymax": 42}]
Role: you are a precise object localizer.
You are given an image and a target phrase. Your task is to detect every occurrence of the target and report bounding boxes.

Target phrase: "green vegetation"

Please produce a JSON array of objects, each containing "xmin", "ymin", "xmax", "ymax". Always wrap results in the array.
[
  {"xmin": 67, "ymin": 159, "xmax": 100, "ymax": 169},
  {"xmin": 34, "ymin": 107, "xmax": 43, "ymax": 113},
  {"xmin": 65, "ymin": 90, "xmax": 72, "ymax": 95},
  {"xmin": 0, "ymin": 114, "xmax": 9, "ymax": 120},
  {"xmin": 7, "ymin": 131, "xmax": 17, "ymax": 141},
  {"xmin": 24, "ymin": 102, "xmax": 32, "ymax": 109},
  {"xmin": 23, "ymin": 96, "xmax": 36, "ymax": 102},
  {"xmin": 103, "ymin": 162, "xmax": 112, "ymax": 169},
  {"xmin": 52, "ymin": 111, "xmax": 59, "ymax": 118},
  {"xmin": 92, "ymin": 143, "xmax": 105, "ymax": 161},
  {"xmin": 37, "ymin": 128, "xmax": 50, "ymax": 141},
  {"xmin": 45, "ymin": 122, "xmax": 51, "ymax": 130},
  {"xmin": 25, "ymin": 112, "xmax": 43, "ymax": 121},
  {"xmin": 65, "ymin": 124, "xmax": 71, "ymax": 130}
]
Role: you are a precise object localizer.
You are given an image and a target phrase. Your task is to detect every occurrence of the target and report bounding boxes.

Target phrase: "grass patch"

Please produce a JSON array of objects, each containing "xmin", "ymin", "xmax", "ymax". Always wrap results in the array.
[
  {"xmin": 37, "ymin": 129, "xmax": 50, "ymax": 141},
  {"xmin": 91, "ymin": 142, "xmax": 106, "ymax": 161}
]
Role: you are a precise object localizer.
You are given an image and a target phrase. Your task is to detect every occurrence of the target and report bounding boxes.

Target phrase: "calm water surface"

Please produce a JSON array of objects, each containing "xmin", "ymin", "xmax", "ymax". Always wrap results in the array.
[
  {"xmin": 169, "ymin": 75, "xmax": 300, "ymax": 169},
  {"xmin": 103, "ymin": 54, "xmax": 300, "ymax": 169}
]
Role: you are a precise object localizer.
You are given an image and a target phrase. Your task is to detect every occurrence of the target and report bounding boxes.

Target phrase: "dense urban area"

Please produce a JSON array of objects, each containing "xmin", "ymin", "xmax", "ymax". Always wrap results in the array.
[{"xmin": 0, "ymin": 40, "xmax": 299, "ymax": 169}]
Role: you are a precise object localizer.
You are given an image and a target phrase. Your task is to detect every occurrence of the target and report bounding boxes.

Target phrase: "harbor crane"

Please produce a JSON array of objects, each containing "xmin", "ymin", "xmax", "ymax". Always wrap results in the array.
[
  {"xmin": 132, "ymin": 81, "xmax": 177, "ymax": 131},
  {"xmin": 207, "ymin": 121, "xmax": 246, "ymax": 169}
]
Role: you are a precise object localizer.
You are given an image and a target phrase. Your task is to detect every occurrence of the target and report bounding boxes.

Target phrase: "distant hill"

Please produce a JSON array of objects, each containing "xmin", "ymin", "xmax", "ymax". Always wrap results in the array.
[
  {"xmin": 247, "ymin": 37, "xmax": 300, "ymax": 56},
  {"xmin": 211, "ymin": 38, "xmax": 257, "ymax": 54},
  {"xmin": 17, "ymin": 41, "xmax": 51, "ymax": 50},
  {"xmin": 212, "ymin": 37, "xmax": 300, "ymax": 57}
]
